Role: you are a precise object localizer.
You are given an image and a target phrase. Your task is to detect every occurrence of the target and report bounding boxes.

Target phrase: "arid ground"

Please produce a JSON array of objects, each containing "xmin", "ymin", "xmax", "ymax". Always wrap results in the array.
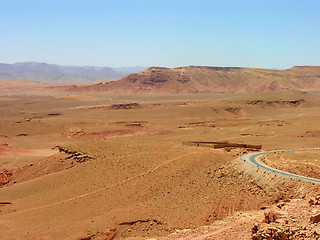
[{"xmin": 0, "ymin": 90, "xmax": 319, "ymax": 239}]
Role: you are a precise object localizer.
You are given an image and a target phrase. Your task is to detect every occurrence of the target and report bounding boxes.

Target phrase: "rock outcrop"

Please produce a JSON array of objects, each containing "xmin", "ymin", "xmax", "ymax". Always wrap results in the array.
[
  {"xmin": 252, "ymin": 197, "xmax": 320, "ymax": 240},
  {"xmin": 0, "ymin": 170, "xmax": 13, "ymax": 187}
]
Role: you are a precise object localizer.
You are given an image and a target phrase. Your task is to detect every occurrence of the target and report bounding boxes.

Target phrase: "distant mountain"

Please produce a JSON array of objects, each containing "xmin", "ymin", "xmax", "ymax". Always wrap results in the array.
[
  {"xmin": 61, "ymin": 66, "xmax": 320, "ymax": 94},
  {"xmin": 114, "ymin": 66, "xmax": 148, "ymax": 74},
  {"xmin": 0, "ymin": 62, "xmax": 148, "ymax": 83}
]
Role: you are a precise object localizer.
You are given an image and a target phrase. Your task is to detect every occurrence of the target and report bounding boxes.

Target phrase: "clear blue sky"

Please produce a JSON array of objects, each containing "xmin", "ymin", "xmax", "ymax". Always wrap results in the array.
[{"xmin": 1, "ymin": 0, "xmax": 319, "ymax": 69}]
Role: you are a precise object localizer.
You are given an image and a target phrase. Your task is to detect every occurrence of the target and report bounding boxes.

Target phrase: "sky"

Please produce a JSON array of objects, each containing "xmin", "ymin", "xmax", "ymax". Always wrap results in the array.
[{"xmin": 1, "ymin": 0, "xmax": 319, "ymax": 69}]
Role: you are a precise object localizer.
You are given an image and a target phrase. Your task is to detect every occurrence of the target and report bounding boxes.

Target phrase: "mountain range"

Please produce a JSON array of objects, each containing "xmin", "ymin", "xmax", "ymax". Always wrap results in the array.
[{"xmin": 0, "ymin": 62, "xmax": 147, "ymax": 83}]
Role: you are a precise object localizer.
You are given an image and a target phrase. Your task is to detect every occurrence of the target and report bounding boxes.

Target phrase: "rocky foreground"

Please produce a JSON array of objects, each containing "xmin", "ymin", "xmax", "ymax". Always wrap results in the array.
[{"xmin": 152, "ymin": 196, "xmax": 320, "ymax": 240}]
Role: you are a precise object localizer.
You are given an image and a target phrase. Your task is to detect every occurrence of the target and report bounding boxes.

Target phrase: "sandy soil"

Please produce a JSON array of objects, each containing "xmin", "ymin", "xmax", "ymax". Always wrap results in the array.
[{"xmin": 0, "ymin": 90, "xmax": 319, "ymax": 239}]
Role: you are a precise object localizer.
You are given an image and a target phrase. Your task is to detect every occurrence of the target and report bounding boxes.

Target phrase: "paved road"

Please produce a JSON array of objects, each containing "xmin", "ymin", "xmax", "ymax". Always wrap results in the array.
[{"xmin": 240, "ymin": 148, "xmax": 320, "ymax": 184}]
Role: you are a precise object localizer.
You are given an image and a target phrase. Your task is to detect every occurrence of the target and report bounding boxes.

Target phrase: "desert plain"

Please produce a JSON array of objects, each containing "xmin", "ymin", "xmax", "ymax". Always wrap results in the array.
[{"xmin": 0, "ymin": 88, "xmax": 319, "ymax": 239}]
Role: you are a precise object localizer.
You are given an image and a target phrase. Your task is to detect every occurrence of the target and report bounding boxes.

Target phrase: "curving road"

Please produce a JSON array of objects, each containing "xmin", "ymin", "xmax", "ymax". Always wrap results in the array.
[{"xmin": 239, "ymin": 148, "xmax": 320, "ymax": 184}]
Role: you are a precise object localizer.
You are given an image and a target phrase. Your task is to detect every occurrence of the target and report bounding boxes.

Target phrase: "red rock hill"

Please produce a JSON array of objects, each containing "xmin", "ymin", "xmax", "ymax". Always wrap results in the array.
[{"xmin": 62, "ymin": 66, "xmax": 320, "ymax": 94}]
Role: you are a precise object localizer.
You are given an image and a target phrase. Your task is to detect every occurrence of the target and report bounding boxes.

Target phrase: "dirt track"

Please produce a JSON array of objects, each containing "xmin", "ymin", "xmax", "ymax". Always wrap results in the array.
[{"xmin": 6, "ymin": 152, "xmax": 198, "ymax": 215}]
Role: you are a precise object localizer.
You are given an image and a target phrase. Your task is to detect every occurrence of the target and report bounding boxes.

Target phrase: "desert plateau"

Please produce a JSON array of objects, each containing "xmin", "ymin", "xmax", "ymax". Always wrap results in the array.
[
  {"xmin": 2, "ymin": 0, "xmax": 319, "ymax": 239},
  {"xmin": 0, "ymin": 70, "xmax": 320, "ymax": 239}
]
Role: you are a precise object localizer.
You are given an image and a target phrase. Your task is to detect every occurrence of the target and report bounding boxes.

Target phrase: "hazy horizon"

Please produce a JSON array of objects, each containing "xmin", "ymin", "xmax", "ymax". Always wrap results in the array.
[
  {"xmin": 0, "ymin": 61, "xmax": 149, "ymax": 69},
  {"xmin": 1, "ymin": 0, "xmax": 319, "ymax": 69},
  {"xmin": 4, "ymin": 61, "xmax": 318, "ymax": 70}
]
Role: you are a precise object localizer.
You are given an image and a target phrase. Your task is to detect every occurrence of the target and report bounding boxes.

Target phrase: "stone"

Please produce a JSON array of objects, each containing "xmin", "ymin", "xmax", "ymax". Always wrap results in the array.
[{"xmin": 310, "ymin": 213, "xmax": 320, "ymax": 223}]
